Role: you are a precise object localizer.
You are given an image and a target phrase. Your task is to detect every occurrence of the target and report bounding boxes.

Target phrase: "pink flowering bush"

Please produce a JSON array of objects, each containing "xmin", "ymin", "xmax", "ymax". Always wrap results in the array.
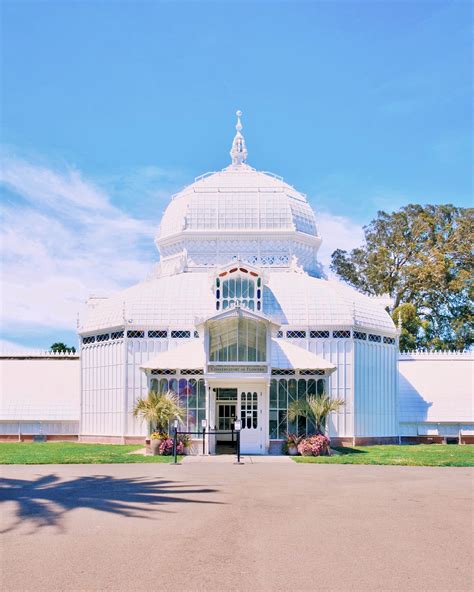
[
  {"xmin": 153, "ymin": 434, "xmax": 189, "ymax": 455},
  {"xmin": 297, "ymin": 434, "xmax": 330, "ymax": 457},
  {"xmin": 158, "ymin": 437, "xmax": 174, "ymax": 455}
]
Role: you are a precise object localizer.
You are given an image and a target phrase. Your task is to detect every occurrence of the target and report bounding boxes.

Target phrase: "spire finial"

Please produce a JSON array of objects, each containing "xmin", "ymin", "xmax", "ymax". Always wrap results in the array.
[
  {"xmin": 398, "ymin": 310, "xmax": 403, "ymax": 332},
  {"xmin": 230, "ymin": 109, "xmax": 248, "ymax": 166}
]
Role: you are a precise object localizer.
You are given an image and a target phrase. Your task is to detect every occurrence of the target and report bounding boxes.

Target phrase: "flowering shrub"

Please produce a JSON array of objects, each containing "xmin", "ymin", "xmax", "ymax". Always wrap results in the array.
[
  {"xmin": 158, "ymin": 438, "xmax": 174, "ymax": 455},
  {"xmin": 297, "ymin": 434, "xmax": 330, "ymax": 457},
  {"xmin": 150, "ymin": 432, "xmax": 190, "ymax": 455}
]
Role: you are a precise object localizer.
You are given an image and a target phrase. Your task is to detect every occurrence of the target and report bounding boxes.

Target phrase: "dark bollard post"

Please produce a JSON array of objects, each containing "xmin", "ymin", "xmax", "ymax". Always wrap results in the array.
[
  {"xmin": 234, "ymin": 418, "xmax": 242, "ymax": 464},
  {"xmin": 173, "ymin": 420, "xmax": 178, "ymax": 464},
  {"xmin": 237, "ymin": 430, "xmax": 241, "ymax": 463},
  {"xmin": 201, "ymin": 419, "xmax": 207, "ymax": 456}
]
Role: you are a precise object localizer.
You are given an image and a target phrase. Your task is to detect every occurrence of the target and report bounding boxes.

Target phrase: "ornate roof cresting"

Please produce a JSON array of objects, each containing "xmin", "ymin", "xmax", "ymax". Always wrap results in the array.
[{"xmin": 230, "ymin": 109, "xmax": 248, "ymax": 166}]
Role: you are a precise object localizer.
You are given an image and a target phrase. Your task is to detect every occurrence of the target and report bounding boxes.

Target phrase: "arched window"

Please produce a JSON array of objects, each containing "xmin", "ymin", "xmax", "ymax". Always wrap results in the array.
[
  {"xmin": 215, "ymin": 267, "xmax": 262, "ymax": 312},
  {"xmin": 209, "ymin": 317, "xmax": 267, "ymax": 362}
]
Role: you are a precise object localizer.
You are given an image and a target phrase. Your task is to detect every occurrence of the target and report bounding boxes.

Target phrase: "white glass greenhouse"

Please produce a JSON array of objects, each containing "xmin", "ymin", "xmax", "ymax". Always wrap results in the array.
[{"xmin": 78, "ymin": 112, "xmax": 399, "ymax": 452}]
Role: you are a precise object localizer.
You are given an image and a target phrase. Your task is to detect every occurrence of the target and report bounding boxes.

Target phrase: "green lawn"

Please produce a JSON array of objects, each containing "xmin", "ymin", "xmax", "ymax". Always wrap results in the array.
[
  {"xmin": 292, "ymin": 444, "xmax": 474, "ymax": 467},
  {"xmin": 0, "ymin": 442, "xmax": 180, "ymax": 464}
]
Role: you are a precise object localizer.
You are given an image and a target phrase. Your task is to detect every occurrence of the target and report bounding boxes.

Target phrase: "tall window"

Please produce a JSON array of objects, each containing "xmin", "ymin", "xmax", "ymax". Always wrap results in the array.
[
  {"xmin": 215, "ymin": 267, "xmax": 262, "ymax": 311},
  {"xmin": 150, "ymin": 377, "xmax": 206, "ymax": 432},
  {"xmin": 209, "ymin": 317, "xmax": 267, "ymax": 362},
  {"xmin": 269, "ymin": 377, "xmax": 326, "ymax": 438}
]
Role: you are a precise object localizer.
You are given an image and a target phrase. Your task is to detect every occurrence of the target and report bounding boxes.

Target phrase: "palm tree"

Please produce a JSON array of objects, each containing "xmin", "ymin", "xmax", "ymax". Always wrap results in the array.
[
  {"xmin": 287, "ymin": 393, "xmax": 345, "ymax": 436},
  {"xmin": 133, "ymin": 390, "xmax": 184, "ymax": 435}
]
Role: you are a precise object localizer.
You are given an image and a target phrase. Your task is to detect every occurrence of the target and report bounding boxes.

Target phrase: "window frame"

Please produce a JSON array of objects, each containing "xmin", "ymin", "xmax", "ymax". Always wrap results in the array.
[{"xmin": 215, "ymin": 267, "xmax": 262, "ymax": 312}]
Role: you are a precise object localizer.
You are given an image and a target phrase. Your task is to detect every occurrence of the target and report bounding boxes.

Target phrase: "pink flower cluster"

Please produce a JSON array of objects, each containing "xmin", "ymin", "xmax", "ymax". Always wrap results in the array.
[
  {"xmin": 158, "ymin": 438, "xmax": 174, "ymax": 455},
  {"xmin": 158, "ymin": 437, "xmax": 185, "ymax": 455},
  {"xmin": 297, "ymin": 434, "xmax": 330, "ymax": 457}
]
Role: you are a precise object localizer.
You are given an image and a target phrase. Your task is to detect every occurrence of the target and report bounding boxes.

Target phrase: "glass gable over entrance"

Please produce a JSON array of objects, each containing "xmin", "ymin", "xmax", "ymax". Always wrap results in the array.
[{"xmin": 208, "ymin": 317, "xmax": 267, "ymax": 362}]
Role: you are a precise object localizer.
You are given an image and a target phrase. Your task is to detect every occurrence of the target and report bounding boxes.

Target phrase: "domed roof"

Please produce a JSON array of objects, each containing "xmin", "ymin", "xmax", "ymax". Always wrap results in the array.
[
  {"xmin": 80, "ymin": 270, "xmax": 396, "ymax": 335},
  {"xmin": 157, "ymin": 167, "xmax": 318, "ymax": 240},
  {"xmin": 80, "ymin": 111, "xmax": 396, "ymax": 340},
  {"xmin": 154, "ymin": 112, "xmax": 322, "ymax": 277}
]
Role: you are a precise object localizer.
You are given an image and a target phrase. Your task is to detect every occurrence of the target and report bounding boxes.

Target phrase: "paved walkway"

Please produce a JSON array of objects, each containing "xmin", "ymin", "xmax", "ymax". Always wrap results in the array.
[
  {"xmin": 183, "ymin": 454, "xmax": 292, "ymax": 463},
  {"xmin": 1, "ymin": 463, "xmax": 472, "ymax": 592}
]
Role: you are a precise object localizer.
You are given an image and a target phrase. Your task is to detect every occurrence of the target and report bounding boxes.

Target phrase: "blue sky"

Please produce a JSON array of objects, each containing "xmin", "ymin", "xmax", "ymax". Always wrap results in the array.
[{"xmin": 1, "ymin": 0, "xmax": 472, "ymax": 350}]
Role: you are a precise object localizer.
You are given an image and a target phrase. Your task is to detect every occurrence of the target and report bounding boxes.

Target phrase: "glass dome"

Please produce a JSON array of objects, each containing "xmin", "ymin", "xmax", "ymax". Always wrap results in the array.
[
  {"xmin": 157, "ymin": 167, "xmax": 318, "ymax": 239},
  {"xmin": 155, "ymin": 112, "xmax": 321, "ymax": 277}
]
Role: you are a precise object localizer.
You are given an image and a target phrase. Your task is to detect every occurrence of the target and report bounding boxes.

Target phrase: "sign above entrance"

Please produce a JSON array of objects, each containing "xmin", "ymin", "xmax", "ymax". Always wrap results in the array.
[{"xmin": 208, "ymin": 365, "xmax": 267, "ymax": 374}]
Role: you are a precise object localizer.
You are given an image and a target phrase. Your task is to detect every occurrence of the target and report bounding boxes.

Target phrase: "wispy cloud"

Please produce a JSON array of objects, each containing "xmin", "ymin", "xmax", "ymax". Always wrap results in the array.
[
  {"xmin": 0, "ymin": 152, "xmax": 366, "ymax": 345},
  {"xmin": 316, "ymin": 210, "xmax": 364, "ymax": 275},
  {"xmin": 0, "ymin": 154, "xmax": 157, "ymax": 336},
  {"xmin": 0, "ymin": 338, "xmax": 33, "ymax": 354}
]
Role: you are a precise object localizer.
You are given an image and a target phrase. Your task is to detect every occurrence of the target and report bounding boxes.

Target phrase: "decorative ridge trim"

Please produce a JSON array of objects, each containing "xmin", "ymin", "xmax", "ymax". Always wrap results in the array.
[
  {"xmin": 399, "ymin": 351, "xmax": 472, "ymax": 359},
  {"xmin": 0, "ymin": 350, "xmax": 79, "ymax": 359}
]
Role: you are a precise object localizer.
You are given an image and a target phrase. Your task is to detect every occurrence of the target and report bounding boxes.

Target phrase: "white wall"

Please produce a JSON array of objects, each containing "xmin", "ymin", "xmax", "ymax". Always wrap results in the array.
[
  {"xmin": 81, "ymin": 340, "xmax": 125, "ymax": 436},
  {"xmin": 354, "ymin": 341, "xmax": 399, "ymax": 437},
  {"xmin": 307, "ymin": 338, "xmax": 354, "ymax": 438},
  {"xmin": 0, "ymin": 354, "xmax": 80, "ymax": 435},
  {"xmin": 125, "ymin": 337, "xmax": 172, "ymax": 436},
  {"xmin": 4, "ymin": 346, "xmax": 472, "ymax": 441},
  {"xmin": 399, "ymin": 352, "xmax": 473, "ymax": 435}
]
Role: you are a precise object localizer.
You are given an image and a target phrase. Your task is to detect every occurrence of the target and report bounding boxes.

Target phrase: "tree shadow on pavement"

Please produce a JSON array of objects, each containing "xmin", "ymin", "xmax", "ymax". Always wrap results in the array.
[{"xmin": 0, "ymin": 474, "xmax": 222, "ymax": 533}]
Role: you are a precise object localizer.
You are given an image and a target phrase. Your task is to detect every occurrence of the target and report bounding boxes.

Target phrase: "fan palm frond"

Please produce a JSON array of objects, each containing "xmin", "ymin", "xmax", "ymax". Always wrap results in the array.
[
  {"xmin": 287, "ymin": 393, "xmax": 345, "ymax": 435},
  {"xmin": 133, "ymin": 389, "xmax": 185, "ymax": 433}
]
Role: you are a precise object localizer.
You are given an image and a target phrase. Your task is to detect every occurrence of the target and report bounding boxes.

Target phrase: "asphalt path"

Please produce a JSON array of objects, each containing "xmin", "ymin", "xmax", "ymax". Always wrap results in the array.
[{"xmin": 1, "ymin": 462, "xmax": 472, "ymax": 592}]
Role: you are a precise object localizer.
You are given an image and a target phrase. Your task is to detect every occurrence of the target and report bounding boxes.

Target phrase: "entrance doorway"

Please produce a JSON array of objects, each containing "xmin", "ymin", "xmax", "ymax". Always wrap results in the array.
[
  {"xmin": 238, "ymin": 387, "xmax": 263, "ymax": 454},
  {"xmin": 213, "ymin": 385, "xmax": 264, "ymax": 454},
  {"xmin": 215, "ymin": 388, "xmax": 238, "ymax": 454}
]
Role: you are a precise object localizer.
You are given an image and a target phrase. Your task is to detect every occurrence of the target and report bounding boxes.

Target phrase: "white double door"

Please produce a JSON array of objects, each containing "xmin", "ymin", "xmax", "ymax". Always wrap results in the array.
[{"xmin": 238, "ymin": 385, "xmax": 264, "ymax": 454}]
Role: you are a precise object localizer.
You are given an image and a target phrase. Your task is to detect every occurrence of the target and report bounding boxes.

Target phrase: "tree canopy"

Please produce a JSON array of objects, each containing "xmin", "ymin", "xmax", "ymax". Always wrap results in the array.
[
  {"xmin": 50, "ymin": 342, "xmax": 76, "ymax": 353},
  {"xmin": 330, "ymin": 204, "xmax": 473, "ymax": 351}
]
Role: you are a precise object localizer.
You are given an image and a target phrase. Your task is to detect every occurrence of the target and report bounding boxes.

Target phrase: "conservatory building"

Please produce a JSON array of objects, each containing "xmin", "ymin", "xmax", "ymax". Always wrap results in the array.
[{"xmin": 78, "ymin": 112, "xmax": 399, "ymax": 453}]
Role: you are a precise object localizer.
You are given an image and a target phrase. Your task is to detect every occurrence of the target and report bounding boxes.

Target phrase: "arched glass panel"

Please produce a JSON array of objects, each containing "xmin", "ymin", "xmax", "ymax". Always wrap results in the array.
[
  {"xmin": 150, "ymin": 378, "xmax": 158, "ymax": 393},
  {"xmin": 216, "ymin": 272, "xmax": 260, "ymax": 312},
  {"xmin": 288, "ymin": 379, "xmax": 297, "ymax": 402},
  {"xmin": 270, "ymin": 379, "xmax": 278, "ymax": 407},
  {"xmin": 278, "ymin": 379, "xmax": 287, "ymax": 408},
  {"xmin": 178, "ymin": 378, "xmax": 188, "ymax": 407},
  {"xmin": 188, "ymin": 408, "xmax": 197, "ymax": 432},
  {"xmin": 197, "ymin": 379, "xmax": 206, "ymax": 409},
  {"xmin": 236, "ymin": 276, "xmax": 242, "ymax": 298},
  {"xmin": 317, "ymin": 378, "xmax": 325, "ymax": 396},
  {"xmin": 298, "ymin": 379, "xmax": 307, "ymax": 399},
  {"xmin": 297, "ymin": 380, "xmax": 307, "ymax": 436},
  {"xmin": 160, "ymin": 378, "xmax": 169, "ymax": 393},
  {"xmin": 188, "ymin": 379, "xmax": 197, "ymax": 408},
  {"xmin": 307, "ymin": 379, "xmax": 317, "ymax": 434}
]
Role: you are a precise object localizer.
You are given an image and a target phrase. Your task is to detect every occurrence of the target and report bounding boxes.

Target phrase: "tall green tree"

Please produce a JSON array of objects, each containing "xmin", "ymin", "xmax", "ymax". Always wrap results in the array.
[{"xmin": 330, "ymin": 204, "xmax": 473, "ymax": 351}]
